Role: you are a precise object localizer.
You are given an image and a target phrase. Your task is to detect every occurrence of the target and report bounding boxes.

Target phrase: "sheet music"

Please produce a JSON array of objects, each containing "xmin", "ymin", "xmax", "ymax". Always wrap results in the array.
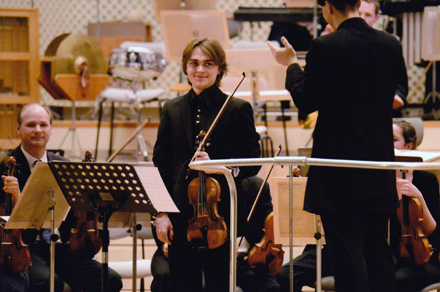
[
  {"xmin": 134, "ymin": 165, "xmax": 179, "ymax": 213},
  {"xmin": 395, "ymin": 149, "xmax": 440, "ymax": 162},
  {"xmin": 272, "ymin": 176, "xmax": 320, "ymax": 245},
  {"xmin": 6, "ymin": 162, "xmax": 70, "ymax": 229}
]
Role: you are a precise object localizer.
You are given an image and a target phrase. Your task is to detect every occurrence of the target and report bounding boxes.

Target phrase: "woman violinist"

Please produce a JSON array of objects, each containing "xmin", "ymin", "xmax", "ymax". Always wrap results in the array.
[
  {"xmin": 153, "ymin": 38, "xmax": 261, "ymax": 292},
  {"xmin": 392, "ymin": 120, "xmax": 440, "ymax": 292}
]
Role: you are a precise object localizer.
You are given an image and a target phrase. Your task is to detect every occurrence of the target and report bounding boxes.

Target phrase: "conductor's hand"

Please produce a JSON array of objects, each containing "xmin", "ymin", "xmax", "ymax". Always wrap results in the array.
[
  {"xmin": 162, "ymin": 243, "xmax": 169, "ymax": 258},
  {"xmin": 320, "ymin": 24, "xmax": 334, "ymax": 36},
  {"xmin": 2, "ymin": 175, "xmax": 20, "ymax": 206},
  {"xmin": 267, "ymin": 36, "xmax": 298, "ymax": 66},
  {"xmin": 393, "ymin": 95, "xmax": 404, "ymax": 110},
  {"xmin": 155, "ymin": 213, "xmax": 173, "ymax": 245}
]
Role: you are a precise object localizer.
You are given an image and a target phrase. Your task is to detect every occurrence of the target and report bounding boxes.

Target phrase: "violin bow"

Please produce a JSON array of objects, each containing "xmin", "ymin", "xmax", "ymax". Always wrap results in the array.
[
  {"xmin": 237, "ymin": 145, "xmax": 282, "ymax": 247},
  {"xmin": 186, "ymin": 72, "xmax": 246, "ymax": 179},
  {"xmin": 247, "ymin": 145, "xmax": 282, "ymax": 223}
]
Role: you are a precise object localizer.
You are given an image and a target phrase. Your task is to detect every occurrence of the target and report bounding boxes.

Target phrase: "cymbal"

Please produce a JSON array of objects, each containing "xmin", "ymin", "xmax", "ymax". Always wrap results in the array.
[{"xmin": 47, "ymin": 33, "xmax": 108, "ymax": 75}]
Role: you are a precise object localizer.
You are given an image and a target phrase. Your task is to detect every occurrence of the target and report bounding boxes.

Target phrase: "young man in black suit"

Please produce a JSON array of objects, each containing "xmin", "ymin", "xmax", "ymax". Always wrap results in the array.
[
  {"xmin": 153, "ymin": 37, "xmax": 261, "ymax": 292},
  {"xmin": 269, "ymin": 0, "xmax": 407, "ymax": 290}
]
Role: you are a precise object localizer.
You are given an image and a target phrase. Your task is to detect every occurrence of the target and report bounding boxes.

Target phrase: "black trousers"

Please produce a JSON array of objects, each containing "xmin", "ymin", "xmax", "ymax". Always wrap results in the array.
[
  {"xmin": 0, "ymin": 264, "xmax": 29, "ymax": 292},
  {"xmin": 168, "ymin": 236, "xmax": 230, "ymax": 292},
  {"xmin": 28, "ymin": 241, "xmax": 123, "ymax": 292},
  {"xmin": 236, "ymin": 253, "xmax": 280, "ymax": 292},
  {"xmin": 321, "ymin": 212, "xmax": 396, "ymax": 292},
  {"xmin": 151, "ymin": 248, "xmax": 171, "ymax": 292},
  {"xmin": 275, "ymin": 244, "xmax": 333, "ymax": 292},
  {"xmin": 396, "ymin": 258, "xmax": 440, "ymax": 292}
]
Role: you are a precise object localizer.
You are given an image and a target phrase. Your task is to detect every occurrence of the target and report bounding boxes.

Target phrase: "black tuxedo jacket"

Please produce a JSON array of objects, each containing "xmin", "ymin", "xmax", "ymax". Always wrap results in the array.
[
  {"xmin": 1, "ymin": 146, "xmax": 68, "ymax": 202},
  {"xmin": 153, "ymin": 86, "xmax": 261, "ymax": 235},
  {"xmin": 286, "ymin": 18, "xmax": 405, "ymax": 214}
]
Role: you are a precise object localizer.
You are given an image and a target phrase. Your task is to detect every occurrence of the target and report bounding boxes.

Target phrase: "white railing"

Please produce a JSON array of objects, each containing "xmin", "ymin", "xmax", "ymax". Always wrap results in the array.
[{"xmin": 189, "ymin": 156, "xmax": 440, "ymax": 292}]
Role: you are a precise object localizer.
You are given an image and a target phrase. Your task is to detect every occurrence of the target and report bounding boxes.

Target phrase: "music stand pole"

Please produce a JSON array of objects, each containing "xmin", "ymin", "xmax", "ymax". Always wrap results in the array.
[
  {"xmin": 49, "ymin": 189, "xmax": 56, "ymax": 292},
  {"xmin": 48, "ymin": 161, "xmax": 161, "ymax": 292},
  {"xmin": 101, "ymin": 208, "xmax": 113, "ymax": 292}
]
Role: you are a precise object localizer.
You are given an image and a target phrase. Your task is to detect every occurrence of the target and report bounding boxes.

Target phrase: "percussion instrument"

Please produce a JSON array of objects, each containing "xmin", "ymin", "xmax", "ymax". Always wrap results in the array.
[{"xmin": 109, "ymin": 46, "xmax": 166, "ymax": 82}]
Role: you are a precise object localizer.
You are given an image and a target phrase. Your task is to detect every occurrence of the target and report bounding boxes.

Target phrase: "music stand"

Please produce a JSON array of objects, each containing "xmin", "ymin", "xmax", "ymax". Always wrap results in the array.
[
  {"xmin": 4, "ymin": 162, "xmax": 71, "ymax": 292},
  {"xmin": 222, "ymin": 49, "xmax": 294, "ymax": 155},
  {"xmin": 152, "ymin": 0, "xmax": 217, "ymax": 20},
  {"xmin": 272, "ymin": 175, "xmax": 327, "ymax": 291},
  {"xmin": 284, "ymin": 0, "xmax": 317, "ymax": 8},
  {"xmin": 48, "ymin": 161, "xmax": 178, "ymax": 292},
  {"xmin": 161, "ymin": 10, "xmax": 230, "ymax": 62}
]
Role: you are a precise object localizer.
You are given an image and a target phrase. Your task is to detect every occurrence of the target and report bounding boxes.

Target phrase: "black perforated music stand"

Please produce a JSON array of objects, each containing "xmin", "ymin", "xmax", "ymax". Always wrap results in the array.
[{"xmin": 49, "ymin": 161, "xmax": 158, "ymax": 292}]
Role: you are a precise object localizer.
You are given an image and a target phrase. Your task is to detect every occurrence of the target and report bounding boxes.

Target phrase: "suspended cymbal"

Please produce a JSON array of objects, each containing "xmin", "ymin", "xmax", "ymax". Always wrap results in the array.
[{"xmin": 51, "ymin": 33, "xmax": 108, "ymax": 75}]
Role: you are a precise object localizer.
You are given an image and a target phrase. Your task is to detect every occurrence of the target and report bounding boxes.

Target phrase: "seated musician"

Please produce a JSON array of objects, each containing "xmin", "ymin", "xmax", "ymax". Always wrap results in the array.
[
  {"xmin": 150, "ymin": 176, "xmax": 280, "ymax": 292},
  {"xmin": 0, "ymin": 103, "xmax": 123, "ymax": 292},
  {"xmin": 275, "ymin": 119, "xmax": 440, "ymax": 292},
  {"xmin": 392, "ymin": 120, "xmax": 440, "ymax": 291},
  {"xmin": 152, "ymin": 37, "xmax": 261, "ymax": 292}
]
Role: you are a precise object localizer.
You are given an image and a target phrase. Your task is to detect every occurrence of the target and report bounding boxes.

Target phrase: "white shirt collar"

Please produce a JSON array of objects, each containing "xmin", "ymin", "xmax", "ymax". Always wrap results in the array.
[{"xmin": 21, "ymin": 145, "xmax": 48, "ymax": 170}]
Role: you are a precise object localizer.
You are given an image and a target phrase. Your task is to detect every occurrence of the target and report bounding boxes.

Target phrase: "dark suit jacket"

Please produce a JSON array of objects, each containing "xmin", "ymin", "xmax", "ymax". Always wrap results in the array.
[
  {"xmin": 153, "ymin": 86, "xmax": 261, "ymax": 236},
  {"xmin": 286, "ymin": 18, "xmax": 404, "ymax": 215},
  {"xmin": 0, "ymin": 146, "xmax": 71, "ymax": 243}
]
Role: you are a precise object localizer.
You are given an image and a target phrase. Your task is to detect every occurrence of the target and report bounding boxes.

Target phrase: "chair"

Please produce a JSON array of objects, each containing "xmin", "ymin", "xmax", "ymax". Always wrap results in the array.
[
  {"xmin": 108, "ymin": 227, "xmax": 154, "ymax": 292},
  {"xmin": 420, "ymin": 283, "xmax": 440, "ymax": 292},
  {"xmin": 310, "ymin": 276, "xmax": 440, "ymax": 292},
  {"xmin": 221, "ymin": 48, "xmax": 292, "ymax": 156}
]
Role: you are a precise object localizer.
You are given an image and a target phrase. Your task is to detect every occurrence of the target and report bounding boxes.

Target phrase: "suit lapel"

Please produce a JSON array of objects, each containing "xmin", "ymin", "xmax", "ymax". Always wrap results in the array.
[
  {"xmin": 203, "ymin": 90, "xmax": 225, "ymax": 136},
  {"xmin": 11, "ymin": 147, "xmax": 31, "ymax": 191},
  {"xmin": 178, "ymin": 94, "xmax": 194, "ymax": 150}
]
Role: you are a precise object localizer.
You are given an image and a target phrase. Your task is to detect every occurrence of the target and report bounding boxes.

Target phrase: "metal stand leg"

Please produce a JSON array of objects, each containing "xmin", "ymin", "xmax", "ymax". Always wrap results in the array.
[
  {"xmin": 132, "ymin": 214, "xmax": 137, "ymax": 292},
  {"xmin": 95, "ymin": 98, "xmax": 105, "ymax": 160},
  {"xmin": 315, "ymin": 216, "xmax": 323, "ymax": 292},
  {"xmin": 281, "ymin": 105, "xmax": 289, "ymax": 156},
  {"xmin": 108, "ymin": 102, "xmax": 115, "ymax": 160},
  {"xmin": 101, "ymin": 211, "xmax": 111, "ymax": 292},
  {"xmin": 48, "ymin": 189, "xmax": 56, "ymax": 292},
  {"xmin": 136, "ymin": 108, "xmax": 148, "ymax": 162},
  {"xmin": 58, "ymin": 102, "xmax": 83, "ymax": 158}
]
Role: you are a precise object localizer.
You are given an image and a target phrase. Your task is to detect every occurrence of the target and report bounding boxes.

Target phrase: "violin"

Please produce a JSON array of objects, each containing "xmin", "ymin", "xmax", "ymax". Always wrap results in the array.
[
  {"xmin": 397, "ymin": 190, "xmax": 433, "ymax": 266},
  {"xmin": 246, "ymin": 146, "xmax": 285, "ymax": 275},
  {"xmin": 248, "ymin": 212, "xmax": 284, "ymax": 275},
  {"xmin": 0, "ymin": 157, "xmax": 31, "ymax": 274},
  {"xmin": 186, "ymin": 73, "xmax": 246, "ymax": 249},
  {"xmin": 69, "ymin": 151, "xmax": 102, "ymax": 257},
  {"xmin": 187, "ymin": 131, "xmax": 228, "ymax": 249}
]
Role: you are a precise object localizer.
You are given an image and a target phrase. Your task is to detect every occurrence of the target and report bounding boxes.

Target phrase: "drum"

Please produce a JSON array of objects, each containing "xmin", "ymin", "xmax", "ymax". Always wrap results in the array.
[{"xmin": 108, "ymin": 46, "xmax": 166, "ymax": 81}]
